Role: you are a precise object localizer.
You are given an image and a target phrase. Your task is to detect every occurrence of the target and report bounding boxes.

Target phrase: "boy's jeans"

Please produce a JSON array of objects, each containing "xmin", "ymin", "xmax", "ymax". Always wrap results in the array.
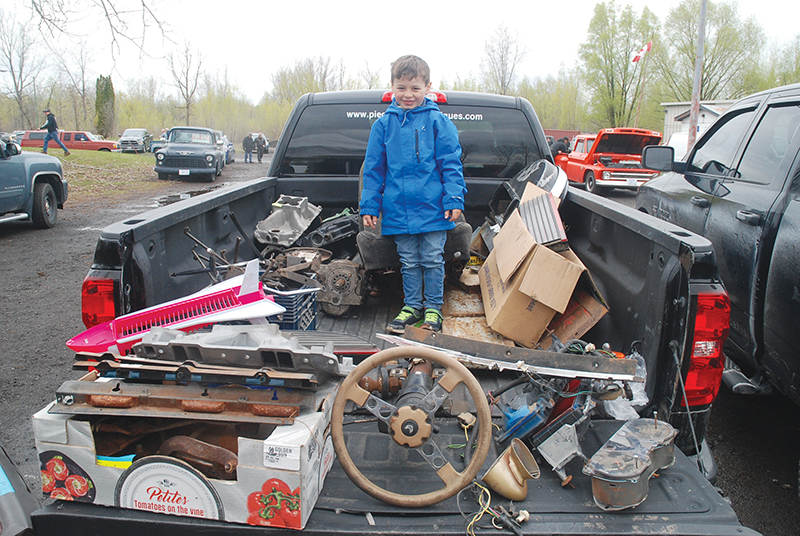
[{"xmin": 394, "ymin": 230, "xmax": 447, "ymax": 311}]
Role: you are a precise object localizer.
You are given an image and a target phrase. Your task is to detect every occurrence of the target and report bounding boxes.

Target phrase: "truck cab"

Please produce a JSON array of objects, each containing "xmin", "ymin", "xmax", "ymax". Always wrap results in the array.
[
  {"xmin": 637, "ymin": 82, "xmax": 800, "ymax": 405},
  {"xmin": 0, "ymin": 139, "xmax": 68, "ymax": 228}
]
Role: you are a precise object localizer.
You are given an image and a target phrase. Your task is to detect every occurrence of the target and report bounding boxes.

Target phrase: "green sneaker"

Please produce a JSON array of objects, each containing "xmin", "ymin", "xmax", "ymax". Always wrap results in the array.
[
  {"xmin": 386, "ymin": 306, "xmax": 423, "ymax": 334},
  {"xmin": 420, "ymin": 308, "xmax": 443, "ymax": 332}
]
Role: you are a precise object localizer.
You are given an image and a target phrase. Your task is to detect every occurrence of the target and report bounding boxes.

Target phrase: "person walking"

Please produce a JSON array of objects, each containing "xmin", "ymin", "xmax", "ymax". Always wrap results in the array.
[
  {"xmin": 242, "ymin": 133, "xmax": 255, "ymax": 163},
  {"xmin": 40, "ymin": 109, "xmax": 70, "ymax": 156},
  {"xmin": 255, "ymin": 133, "xmax": 267, "ymax": 163}
]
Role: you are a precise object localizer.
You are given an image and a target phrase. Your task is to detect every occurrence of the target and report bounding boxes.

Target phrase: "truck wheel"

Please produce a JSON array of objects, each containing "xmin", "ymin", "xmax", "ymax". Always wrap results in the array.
[
  {"xmin": 157, "ymin": 172, "xmax": 169, "ymax": 180},
  {"xmin": 585, "ymin": 171, "xmax": 601, "ymax": 194},
  {"xmin": 32, "ymin": 182, "xmax": 58, "ymax": 228}
]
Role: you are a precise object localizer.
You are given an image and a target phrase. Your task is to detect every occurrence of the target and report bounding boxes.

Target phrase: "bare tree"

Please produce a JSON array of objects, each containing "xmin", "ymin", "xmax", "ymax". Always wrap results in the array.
[
  {"xmin": 54, "ymin": 40, "xmax": 94, "ymax": 130},
  {"xmin": 167, "ymin": 42, "xmax": 202, "ymax": 125},
  {"xmin": 481, "ymin": 24, "xmax": 527, "ymax": 95},
  {"xmin": 26, "ymin": 0, "xmax": 165, "ymax": 59},
  {"xmin": 359, "ymin": 62, "xmax": 383, "ymax": 89},
  {"xmin": 0, "ymin": 10, "xmax": 47, "ymax": 128}
]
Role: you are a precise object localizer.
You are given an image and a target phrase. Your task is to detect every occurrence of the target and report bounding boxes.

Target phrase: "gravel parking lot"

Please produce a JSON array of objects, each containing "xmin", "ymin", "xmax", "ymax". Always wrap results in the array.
[{"xmin": 0, "ymin": 169, "xmax": 797, "ymax": 535}]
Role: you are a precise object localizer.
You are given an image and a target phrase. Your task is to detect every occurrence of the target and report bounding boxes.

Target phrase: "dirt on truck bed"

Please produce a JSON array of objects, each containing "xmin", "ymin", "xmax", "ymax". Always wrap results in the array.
[{"xmin": 0, "ymin": 154, "xmax": 798, "ymax": 535}]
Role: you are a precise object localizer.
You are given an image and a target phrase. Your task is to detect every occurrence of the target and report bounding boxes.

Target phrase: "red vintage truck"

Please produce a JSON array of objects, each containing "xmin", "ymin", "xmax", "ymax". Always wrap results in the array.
[{"xmin": 555, "ymin": 127, "xmax": 662, "ymax": 194}]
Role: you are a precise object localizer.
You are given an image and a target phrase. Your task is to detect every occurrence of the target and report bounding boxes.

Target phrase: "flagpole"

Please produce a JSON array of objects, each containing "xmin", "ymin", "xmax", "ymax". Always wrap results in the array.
[{"xmin": 634, "ymin": 42, "xmax": 650, "ymax": 128}]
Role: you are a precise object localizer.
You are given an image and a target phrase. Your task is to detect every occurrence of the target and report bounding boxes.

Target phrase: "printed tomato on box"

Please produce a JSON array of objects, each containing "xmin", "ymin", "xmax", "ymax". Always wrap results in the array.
[
  {"xmin": 247, "ymin": 477, "xmax": 301, "ymax": 529},
  {"xmin": 38, "ymin": 450, "xmax": 96, "ymax": 503}
]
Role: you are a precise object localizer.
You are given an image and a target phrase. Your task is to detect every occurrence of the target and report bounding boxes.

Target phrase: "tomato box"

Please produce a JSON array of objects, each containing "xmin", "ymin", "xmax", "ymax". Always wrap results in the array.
[{"xmin": 32, "ymin": 379, "xmax": 339, "ymax": 530}]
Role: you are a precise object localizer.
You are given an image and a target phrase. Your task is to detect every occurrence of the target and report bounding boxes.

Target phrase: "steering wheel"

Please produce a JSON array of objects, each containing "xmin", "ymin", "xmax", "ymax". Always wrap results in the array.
[{"xmin": 331, "ymin": 346, "xmax": 492, "ymax": 507}]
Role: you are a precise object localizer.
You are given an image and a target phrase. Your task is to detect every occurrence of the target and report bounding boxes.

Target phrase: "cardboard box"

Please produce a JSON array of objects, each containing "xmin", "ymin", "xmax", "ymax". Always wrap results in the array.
[
  {"xmin": 479, "ymin": 207, "xmax": 607, "ymax": 348},
  {"xmin": 33, "ymin": 380, "xmax": 338, "ymax": 530}
]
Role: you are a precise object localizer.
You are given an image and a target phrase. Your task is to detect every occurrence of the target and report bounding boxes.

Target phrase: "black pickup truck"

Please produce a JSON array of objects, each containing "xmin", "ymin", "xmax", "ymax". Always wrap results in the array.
[
  {"xmin": 637, "ymin": 82, "xmax": 800, "ymax": 405},
  {"xmin": 30, "ymin": 90, "xmax": 757, "ymax": 535}
]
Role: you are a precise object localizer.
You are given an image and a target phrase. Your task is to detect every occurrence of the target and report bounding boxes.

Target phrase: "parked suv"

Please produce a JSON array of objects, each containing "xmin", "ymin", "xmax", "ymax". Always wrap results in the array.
[
  {"xmin": 636, "ymin": 82, "xmax": 800, "ymax": 406},
  {"xmin": 118, "ymin": 128, "xmax": 153, "ymax": 153},
  {"xmin": 0, "ymin": 138, "xmax": 68, "ymax": 228},
  {"xmin": 153, "ymin": 126, "xmax": 224, "ymax": 181}
]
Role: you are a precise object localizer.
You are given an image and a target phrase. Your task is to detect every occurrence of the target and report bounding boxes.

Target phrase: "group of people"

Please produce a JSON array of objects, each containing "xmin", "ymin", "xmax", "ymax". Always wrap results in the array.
[{"xmin": 242, "ymin": 133, "xmax": 268, "ymax": 163}]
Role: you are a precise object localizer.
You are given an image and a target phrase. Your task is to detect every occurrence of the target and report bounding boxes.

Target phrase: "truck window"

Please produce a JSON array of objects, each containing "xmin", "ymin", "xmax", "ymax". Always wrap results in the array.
[
  {"xmin": 733, "ymin": 104, "xmax": 800, "ymax": 186},
  {"xmin": 63, "ymin": 133, "xmax": 72, "ymax": 141},
  {"xmin": 687, "ymin": 108, "xmax": 756, "ymax": 177},
  {"xmin": 281, "ymin": 103, "xmax": 541, "ymax": 179}
]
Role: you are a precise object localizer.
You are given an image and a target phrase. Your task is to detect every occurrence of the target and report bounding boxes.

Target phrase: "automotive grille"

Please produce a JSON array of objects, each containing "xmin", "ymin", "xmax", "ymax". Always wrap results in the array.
[
  {"xmin": 120, "ymin": 141, "xmax": 143, "ymax": 148},
  {"xmin": 607, "ymin": 171, "xmax": 657, "ymax": 180},
  {"xmin": 163, "ymin": 156, "xmax": 207, "ymax": 169}
]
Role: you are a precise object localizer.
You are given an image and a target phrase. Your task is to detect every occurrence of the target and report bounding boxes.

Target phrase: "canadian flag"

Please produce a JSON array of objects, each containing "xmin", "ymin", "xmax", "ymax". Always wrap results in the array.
[{"xmin": 632, "ymin": 41, "xmax": 652, "ymax": 63}]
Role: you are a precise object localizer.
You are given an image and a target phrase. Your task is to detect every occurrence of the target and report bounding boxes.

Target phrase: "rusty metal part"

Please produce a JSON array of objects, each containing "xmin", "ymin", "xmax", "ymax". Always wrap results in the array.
[
  {"xmin": 389, "ymin": 405, "xmax": 432, "ymax": 448},
  {"xmin": 392, "ymin": 327, "xmax": 639, "ymax": 382},
  {"xmin": 89, "ymin": 395, "xmax": 137, "ymax": 408},
  {"xmin": 181, "ymin": 400, "xmax": 227, "ymax": 413},
  {"xmin": 357, "ymin": 375, "xmax": 402, "ymax": 395},
  {"xmin": 158, "ymin": 436, "xmax": 238, "ymax": 480},
  {"xmin": 52, "ymin": 372, "xmax": 320, "ymax": 424}
]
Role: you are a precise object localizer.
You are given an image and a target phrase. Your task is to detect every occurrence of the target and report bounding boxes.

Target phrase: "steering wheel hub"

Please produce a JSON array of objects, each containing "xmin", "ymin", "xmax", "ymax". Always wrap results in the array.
[{"xmin": 390, "ymin": 405, "xmax": 432, "ymax": 448}]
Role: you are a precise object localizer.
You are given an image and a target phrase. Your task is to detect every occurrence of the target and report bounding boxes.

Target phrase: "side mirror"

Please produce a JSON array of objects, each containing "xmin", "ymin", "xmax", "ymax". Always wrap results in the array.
[
  {"xmin": 642, "ymin": 145, "xmax": 675, "ymax": 172},
  {"xmin": 7, "ymin": 142, "xmax": 20, "ymax": 156}
]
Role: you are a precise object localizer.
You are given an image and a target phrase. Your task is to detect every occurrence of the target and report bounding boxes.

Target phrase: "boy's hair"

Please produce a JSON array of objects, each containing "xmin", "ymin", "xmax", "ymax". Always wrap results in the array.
[{"xmin": 391, "ymin": 55, "xmax": 430, "ymax": 84}]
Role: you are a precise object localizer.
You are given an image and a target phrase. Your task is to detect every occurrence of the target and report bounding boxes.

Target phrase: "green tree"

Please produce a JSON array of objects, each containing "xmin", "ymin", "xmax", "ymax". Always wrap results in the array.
[
  {"xmin": 269, "ymin": 56, "xmax": 353, "ymax": 104},
  {"xmin": 95, "ymin": 74, "xmax": 115, "ymax": 138},
  {"xmin": 579, "ymin": 1, "xmax": 660, "ymax": 128},
  {"xmin": 653, "ymin": 0, "xmax": 764, "ymax": 100},
  {"xmin": 517, "ymin": 69, "xmax": 587, "ymax": 131}
]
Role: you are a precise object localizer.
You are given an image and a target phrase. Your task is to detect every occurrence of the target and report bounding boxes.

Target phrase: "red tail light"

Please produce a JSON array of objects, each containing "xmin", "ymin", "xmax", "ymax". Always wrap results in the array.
[
  {"xmin": 682, "ymin": 290, "xmax": 730, "ymax": 406},
  {"xmin": 81, "ymin": 276, "xmax": 117, "ymax": 328},
  {"xmin": 381, "ymin": 91, "xmax": 448, "ymax": 103}
]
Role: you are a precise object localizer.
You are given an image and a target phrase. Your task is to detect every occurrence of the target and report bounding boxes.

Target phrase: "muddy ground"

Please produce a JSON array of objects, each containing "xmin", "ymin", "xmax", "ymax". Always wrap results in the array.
[{"xmin": 0, "ymin": 162, "xmax": 798, "ymax": 535}]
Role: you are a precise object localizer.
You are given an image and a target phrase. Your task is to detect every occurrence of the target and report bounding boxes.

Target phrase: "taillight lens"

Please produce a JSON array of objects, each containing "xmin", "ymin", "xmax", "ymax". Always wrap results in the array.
[
  {"xmin": 381, "ymin": 90, "xmax": 448, "ymax": 103},
  {"xmin": 682, "ymin": 290, "xmax": 730, "ymax": 406},
  {"xmin": 81, "ymin": 277, "xmax": 117, "ymax": 328}
]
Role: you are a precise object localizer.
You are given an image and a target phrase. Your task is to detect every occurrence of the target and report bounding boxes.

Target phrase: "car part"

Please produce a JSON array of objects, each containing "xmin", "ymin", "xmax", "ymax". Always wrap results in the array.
[
  {"xmin": 528, "ymin": 394, "xmax": 594, "ymax": 486},
  {"xmin": 254, "ymin": 195, "xmax": 321, "ymax": 247},
  {"xmin": 481, "ymin": 438, "xmax": 540, "ymax": 501},
  {"xmin": 67, "ymin": 260, "xmax": 284, "ymax": 357},
  {"xmin": 583, "ymin": 418, "xmax": 677, "ymax": 511},
  {"xmin": 132, "ymin": 323, "xmax": 353, "ymax": 382},
  {"xmin": 331, "ymin": 346, "xmax": 491, "ymax": 507},
  {"xmin": 316, "ymin": 259, "xmax": 366, "ymax": 316}
]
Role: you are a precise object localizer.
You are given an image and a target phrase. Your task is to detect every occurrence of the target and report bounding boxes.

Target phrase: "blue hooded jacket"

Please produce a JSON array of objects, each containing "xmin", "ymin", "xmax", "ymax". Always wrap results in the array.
[{"xmin": 360, "ymin": 97, "xmax": 466, "ymax": 236}]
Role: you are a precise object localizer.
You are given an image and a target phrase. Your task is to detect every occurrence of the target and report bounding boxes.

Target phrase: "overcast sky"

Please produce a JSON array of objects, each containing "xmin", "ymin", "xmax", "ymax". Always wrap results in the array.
[{"xmin": 8, "ymin": 0, "xmax": 799, "ymax": 103}]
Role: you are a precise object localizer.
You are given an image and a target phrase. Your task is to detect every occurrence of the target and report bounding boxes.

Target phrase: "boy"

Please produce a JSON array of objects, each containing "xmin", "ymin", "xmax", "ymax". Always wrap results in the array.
[{"xmin": 360, "ymin": 55, "xmax": 466, "ymax": 333}]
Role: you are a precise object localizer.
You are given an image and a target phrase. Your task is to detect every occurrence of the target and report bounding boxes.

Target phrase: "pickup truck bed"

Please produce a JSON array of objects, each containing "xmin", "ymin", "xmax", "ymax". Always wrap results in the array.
[{"xmin": 39, "ymin": 177, "xmax": 757, "ymax": 535}]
